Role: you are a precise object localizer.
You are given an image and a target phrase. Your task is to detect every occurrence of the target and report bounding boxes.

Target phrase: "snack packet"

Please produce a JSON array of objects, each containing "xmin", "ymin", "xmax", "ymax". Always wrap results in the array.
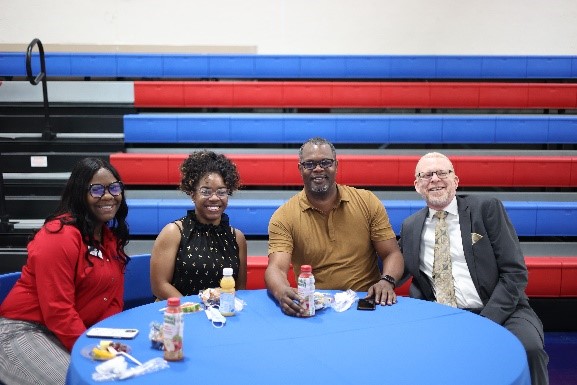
[
  {"xmin": 149, "ymin": 322, "xmax": 163, "ymax": 350},
  {"xmin": 314, "ymin": 292, "xmax": 335, "ymax": 310},
  {"xmin": 199, "ymin": 288, "xmax": 221, "ymax": 306},
  {"xmin": 199, "ymin": 288, "xmax": 246, "ymax": 312}
]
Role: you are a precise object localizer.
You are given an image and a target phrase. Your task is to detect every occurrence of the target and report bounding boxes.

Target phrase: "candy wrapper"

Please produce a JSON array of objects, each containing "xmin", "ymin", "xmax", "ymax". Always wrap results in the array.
[
  {"xmin": 314, "ymin": 292, "xmax": 335, "ymax": 310},
  {"xmin": 158, "ymin": 301, "xmax": 202, "ymax": 313},
  {"xmin": 199, "ymin": 288, "xmax": 246, "ymax": 312},
  {"xmin": 199, "ymin": 288, "xmax": 221, "ymax": 306},
  {"xmin": 149, "ymin": 322, "xmax": 164, "ymax": 350}
]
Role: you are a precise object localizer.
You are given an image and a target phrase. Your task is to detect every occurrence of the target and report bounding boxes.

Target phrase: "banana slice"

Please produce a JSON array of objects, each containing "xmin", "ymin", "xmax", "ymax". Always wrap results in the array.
[{"xmin": 91, "ymin": 340, "xmax": 116, "ymax": 360}]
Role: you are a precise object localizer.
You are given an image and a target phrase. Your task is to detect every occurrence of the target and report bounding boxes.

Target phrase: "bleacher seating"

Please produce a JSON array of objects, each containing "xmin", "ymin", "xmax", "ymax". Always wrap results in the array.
[
  {"xmin": 124, "ymin": 198, "xmax": 577, "ymax": 237},
  {"xmin": 110, "ymin": 153, "xmax": 577, "ymax": 187},
  {"xmin": 124, "ymin": 113, "xmax": 577, "ymax": 145},
  {"xmin": 1, "ymin": 50, "xmax": 575, "ymax": 331},
  {"xmin": 2, "ymin": 53, "xmax": 577, "ymax": 79},
  {"xmin": 134, "ymin": 81, "xmax": 577, "ymax": 109},
  {"xmin": 124, "ymin": 254, "xmax": 577, "ymax": 298}
]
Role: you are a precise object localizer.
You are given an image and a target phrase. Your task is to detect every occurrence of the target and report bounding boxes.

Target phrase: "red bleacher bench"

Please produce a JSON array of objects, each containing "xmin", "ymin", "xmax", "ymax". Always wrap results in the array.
[
  {"xmin": 246, "ymin": 256, "xmax": 577, "ymax": 298},
  {"xmin": 110, "ymin": 153, "xmax": 577, "ymax": 188},
  {"xmin": 246, "ymin": 256, "xmax": 296, "ymax": 290},
  {"xmin": 134, "ymin": 81, "xmax": 577, "ymax": 109}
]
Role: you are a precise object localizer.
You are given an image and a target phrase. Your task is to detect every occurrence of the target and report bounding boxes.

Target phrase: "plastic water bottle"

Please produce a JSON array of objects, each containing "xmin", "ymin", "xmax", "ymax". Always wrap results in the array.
[
  {"xmin": 219, "ymin": 267, "xmax": 236, "ymax": 316},
  {"xmin": 298, "ymin": 265, "xmax": 315, "ymax": 317},
  {"xmin": 163, "ymin": 297, "xmax": 184, "ymax": 361}
]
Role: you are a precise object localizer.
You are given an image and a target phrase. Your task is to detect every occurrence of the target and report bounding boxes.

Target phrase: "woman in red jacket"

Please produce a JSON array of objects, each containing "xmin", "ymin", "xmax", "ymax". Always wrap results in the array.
[{"xmin": 0, "ymin": 157, "xmax": 130, "ymax": 385}]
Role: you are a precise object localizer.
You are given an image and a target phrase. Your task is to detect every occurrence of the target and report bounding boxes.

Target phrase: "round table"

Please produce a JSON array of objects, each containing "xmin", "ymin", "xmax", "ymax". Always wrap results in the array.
[{"xmin": 67, "ymin": 289, "xmax": 530, "ymax": 385}]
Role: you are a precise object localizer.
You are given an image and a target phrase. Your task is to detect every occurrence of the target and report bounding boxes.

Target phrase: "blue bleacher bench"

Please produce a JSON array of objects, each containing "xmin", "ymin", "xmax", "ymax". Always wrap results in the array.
[
  {"xmin": 123, "ymin": 113, "xmax": 577, "ymax": 144},
  {"xmin": 126, "ymin": 199, "xmax": 577, "ymax": 237},
  {"xmin": 3, "ymin": 53, "xmax": 577, "ymax": 79}
]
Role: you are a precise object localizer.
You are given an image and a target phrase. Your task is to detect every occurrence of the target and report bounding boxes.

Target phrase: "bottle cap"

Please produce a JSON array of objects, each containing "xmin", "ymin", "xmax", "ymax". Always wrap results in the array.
[
  {"xmin": 223, "ymin": 267, "xmax": 233, "ymax": 276},
  {"xmin": 167, "ymin": 297, "xmax": 180, "ymax": 307},
  {"xmin": 301, "ymin": 265, "xmax": 312, "ymax": 273}
]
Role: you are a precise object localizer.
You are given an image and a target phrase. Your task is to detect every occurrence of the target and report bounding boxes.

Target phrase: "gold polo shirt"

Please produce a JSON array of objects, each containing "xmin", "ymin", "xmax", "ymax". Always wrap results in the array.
[{"xmin": 268, "ymin": 184, "xmax": 396, "ymax": 291}]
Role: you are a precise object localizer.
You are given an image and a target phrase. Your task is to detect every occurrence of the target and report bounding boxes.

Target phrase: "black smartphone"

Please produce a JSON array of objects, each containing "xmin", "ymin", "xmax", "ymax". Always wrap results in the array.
[{"xmin": 357, "ymin": 298, "xmax": 376, "ymax": 311}]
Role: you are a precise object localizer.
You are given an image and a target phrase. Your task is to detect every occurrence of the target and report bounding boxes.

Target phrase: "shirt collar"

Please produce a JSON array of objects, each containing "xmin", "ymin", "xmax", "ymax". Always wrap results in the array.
[
  {"xmin": 428, "ymin": 196, "xmax": 458, "ymax": 218},
  {"xmin": 299, "ymin": 184, "xmax": 348, "ymax": 212}
]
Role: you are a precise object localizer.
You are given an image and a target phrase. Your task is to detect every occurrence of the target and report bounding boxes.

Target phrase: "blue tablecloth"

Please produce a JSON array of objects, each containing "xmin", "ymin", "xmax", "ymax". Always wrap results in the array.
[{"xmin": 67, "ymin": 289, "xmax": 530, "ymax": 385}]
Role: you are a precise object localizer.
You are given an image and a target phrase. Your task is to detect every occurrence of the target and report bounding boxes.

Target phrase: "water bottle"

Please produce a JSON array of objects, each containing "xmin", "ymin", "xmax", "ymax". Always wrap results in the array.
[
  {"xmin": 163, "ymin": 297, "xmax": 184, "ymax": 361},
  {"xmin": 298, "ymin": 265, "xmax": 315, "ymax": 317},
  {"xmin": 219, "ymin": 267, "xmax": 236, "ymax": 316}
]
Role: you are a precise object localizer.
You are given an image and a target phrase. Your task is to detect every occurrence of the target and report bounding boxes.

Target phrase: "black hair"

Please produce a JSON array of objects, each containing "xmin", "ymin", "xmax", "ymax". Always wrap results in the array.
[
  {"xmin": 298, "ymin": 137, "xmax": 337, "ymax": 161},
  {"xmin": 179, "ymin": 150, "xmax": 241, "ymax": 196},
  {"xmin": 31, "ymin": 157, "xmax": 130, "ymax": 267}
]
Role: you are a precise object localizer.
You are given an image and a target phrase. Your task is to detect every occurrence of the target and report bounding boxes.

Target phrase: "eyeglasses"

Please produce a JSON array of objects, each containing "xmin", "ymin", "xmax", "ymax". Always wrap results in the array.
[
  {"xmin": 299, "ymin": 158, "xmax": 335, "ymax": 170},
  {"xmin": 197, "ymin": 188, "xmax": 229, "ymax": 198},
  {"xmin": 88, "ymin": 181, "xmax": 124, "ymax": 198},
  {"xmin": 416, "ymin": 170, "xmax": 454, "ymax": 180}
]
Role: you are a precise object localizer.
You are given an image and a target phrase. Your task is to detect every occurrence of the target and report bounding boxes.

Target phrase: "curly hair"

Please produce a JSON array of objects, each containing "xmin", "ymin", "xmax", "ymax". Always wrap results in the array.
[
  {"xmin": 33, "ymin": 157, "xmax": 130, "ymax": 267},
  {"xmin": 179, "ymin": 150, "xmax": 241, "ymax": 196}
]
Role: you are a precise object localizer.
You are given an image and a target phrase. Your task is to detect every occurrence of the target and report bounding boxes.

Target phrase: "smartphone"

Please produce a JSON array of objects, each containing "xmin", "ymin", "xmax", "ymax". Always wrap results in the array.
[
  {"xmin": 357, "ymin": 298, "xmax": 376, "ymax": 311},
  {"xmin": 86, "ymin": 327, "xmax": 139, "ymax": 339}
]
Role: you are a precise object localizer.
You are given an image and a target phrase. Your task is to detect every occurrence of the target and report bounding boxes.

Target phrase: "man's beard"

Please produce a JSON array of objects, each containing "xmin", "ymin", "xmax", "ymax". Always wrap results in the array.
[{"xmin": 310, "ymin": 182, "xmax": 330, "ymax": 194}]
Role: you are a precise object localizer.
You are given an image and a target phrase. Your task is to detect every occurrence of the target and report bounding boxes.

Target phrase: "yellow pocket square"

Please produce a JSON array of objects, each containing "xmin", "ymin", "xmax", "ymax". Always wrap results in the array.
[{"xmin": 471, "ymin": 233, "xmax": 483, "ymax": 245}]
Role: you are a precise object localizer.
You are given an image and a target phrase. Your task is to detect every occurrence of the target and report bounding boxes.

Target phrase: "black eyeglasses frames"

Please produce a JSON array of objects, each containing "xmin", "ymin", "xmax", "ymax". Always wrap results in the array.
[
  {"xmin": 299, "ymin": 158, "xmax": 335, "ymax": 170},
  {"xmin": 416, "ymin": 170, "xmax": 454, "ymax": 180},
  {"xmin": 88, "ymin": 181, "xmax": 124, "ymax": 198}
]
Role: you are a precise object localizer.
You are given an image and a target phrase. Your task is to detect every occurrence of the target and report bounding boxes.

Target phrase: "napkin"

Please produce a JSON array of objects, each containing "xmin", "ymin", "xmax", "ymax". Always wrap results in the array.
[
  {"xmin": 332, "ymin": 289, "xmax": 358, "ymax": 312},
  {"xmin": 92, "ymin": 356, "xmax": 169, "ymax": 382}
]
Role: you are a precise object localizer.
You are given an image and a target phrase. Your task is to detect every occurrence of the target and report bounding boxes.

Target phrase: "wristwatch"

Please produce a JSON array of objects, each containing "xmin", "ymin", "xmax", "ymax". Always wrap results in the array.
[{"xmin": 380, "ymin": 274, "xmax": 396, "ymax": 288}]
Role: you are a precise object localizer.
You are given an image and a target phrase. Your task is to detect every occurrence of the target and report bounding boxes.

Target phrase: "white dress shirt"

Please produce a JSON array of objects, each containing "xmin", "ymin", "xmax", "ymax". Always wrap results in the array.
[{"xmin": 419, "ymin": 197, "xmax": 483, "ymax": 309}]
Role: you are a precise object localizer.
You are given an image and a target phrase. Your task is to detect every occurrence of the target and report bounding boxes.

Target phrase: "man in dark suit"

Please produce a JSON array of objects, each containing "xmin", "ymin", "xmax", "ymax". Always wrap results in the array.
[{"xmin": 399, "ymin": 152, "xmax": 548, "ymax": 385}]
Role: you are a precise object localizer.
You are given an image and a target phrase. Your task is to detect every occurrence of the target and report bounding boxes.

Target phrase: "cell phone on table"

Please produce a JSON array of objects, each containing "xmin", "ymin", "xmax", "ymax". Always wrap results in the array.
[
  {"xmin": 357, "ymin": 298, "xmax": 376, "ymax": 311},
  {"xmin": 86, "ymin": 327, "xmax": 139, "ymax": 339}
]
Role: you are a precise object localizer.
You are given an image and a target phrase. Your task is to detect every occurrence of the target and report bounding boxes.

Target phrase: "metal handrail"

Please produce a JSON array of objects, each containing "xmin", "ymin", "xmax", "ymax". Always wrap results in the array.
[
  {"xmin": 0, "ymin": 38, "xmax": 56, "ymax": 233},
  {"xmin": 25, "ymin": 38, "xmax": 55, "ymax": 140}
]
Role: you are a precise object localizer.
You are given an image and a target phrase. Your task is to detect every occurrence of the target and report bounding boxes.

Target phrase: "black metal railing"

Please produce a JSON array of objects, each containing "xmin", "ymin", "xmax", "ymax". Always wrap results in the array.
[
  {"xmin": 0, "ymin": 168, "xmax": 14, "ymax": 233},
  {"xmin": 0, "ymin": 38, "xmax": 57, "ymax": 233},
  {"xmin": 26, "ymin": 38, "xmax": 55, "ymax": 140}
]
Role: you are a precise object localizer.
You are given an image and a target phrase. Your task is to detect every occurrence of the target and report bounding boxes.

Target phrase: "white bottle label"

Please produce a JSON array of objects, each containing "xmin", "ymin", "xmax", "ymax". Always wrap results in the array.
[
  {"xmin": 163, "ymin": 312, "xmax": 183, "ymax": 354},
  {"xmin": 220, "ymin": 292, "xmax": 235, "ymax": 315},
  {"xmin": 298, "ymin": 275, "xmax": 315, "ymax": 316}
]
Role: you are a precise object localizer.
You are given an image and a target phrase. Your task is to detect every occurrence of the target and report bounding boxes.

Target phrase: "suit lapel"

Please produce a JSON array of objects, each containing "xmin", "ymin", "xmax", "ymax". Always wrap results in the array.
[
  {"xmin": 407, "ymin": 207, "xmax": 435, "ymax": 299},
  {"xmin": 407, "ymin": 207, "xmax": 428, "ymax": 273}
]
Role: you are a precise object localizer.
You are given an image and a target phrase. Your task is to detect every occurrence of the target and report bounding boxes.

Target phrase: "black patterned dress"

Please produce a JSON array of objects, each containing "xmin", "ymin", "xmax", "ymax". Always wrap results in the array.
[{"xmin": 171, "ymin": 210, "xmax": 240, "ymax": 296}]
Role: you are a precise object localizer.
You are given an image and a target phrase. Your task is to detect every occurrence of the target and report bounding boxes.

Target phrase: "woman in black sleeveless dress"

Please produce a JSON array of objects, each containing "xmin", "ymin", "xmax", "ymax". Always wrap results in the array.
[{"xmin": 151, "ymin": 151, "xmax": 247, "ymax": 299}]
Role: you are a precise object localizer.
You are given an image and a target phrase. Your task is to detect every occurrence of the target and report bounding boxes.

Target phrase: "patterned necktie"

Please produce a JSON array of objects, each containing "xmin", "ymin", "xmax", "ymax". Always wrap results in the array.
[{"xmin": 432, "ymin": 211, "xmax": 457, "ymax": 307}]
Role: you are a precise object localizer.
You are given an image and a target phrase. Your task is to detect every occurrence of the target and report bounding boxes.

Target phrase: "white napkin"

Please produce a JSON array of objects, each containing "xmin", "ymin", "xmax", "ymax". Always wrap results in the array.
[
  {"xmin": 332, "ymin": 289, "xmax": 358, "ymax": 312},
  {"xmin": 92, "ymin": 356, "xmax": 169, "ymax": 382}
]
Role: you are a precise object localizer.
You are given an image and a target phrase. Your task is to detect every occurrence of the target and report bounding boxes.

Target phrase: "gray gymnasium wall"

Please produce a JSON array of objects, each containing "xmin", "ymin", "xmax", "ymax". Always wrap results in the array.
[{"xmin": 1, "ymin": 0, "xmax": 577, "ymax": 54}]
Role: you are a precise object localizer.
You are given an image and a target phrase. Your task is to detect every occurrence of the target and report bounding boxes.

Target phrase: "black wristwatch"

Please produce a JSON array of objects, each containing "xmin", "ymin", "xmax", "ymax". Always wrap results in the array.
[{"xmin": 380, "ymin": 274, "xmax": 396, "ymax": 288}]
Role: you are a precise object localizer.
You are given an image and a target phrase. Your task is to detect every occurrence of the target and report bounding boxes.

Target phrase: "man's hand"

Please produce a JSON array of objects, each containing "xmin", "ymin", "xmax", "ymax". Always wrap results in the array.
[
  {"xmin": 276, "ymin": 287, "xmax": 306, "ymax": 317},
  {"xmin": 367, "ymin": 280, "xmax": 397, "ymax": 305}
]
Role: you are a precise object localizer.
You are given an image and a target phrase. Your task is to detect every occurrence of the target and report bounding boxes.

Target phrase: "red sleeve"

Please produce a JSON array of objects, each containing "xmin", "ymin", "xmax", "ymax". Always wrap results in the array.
[{"xmin": 30, "ymin": 225, "xmax": 89, "ymax": 351}]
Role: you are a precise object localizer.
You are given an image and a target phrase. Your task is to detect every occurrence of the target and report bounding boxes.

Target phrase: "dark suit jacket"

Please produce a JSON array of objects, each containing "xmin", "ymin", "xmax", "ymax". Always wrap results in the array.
[{"xmin": 399, "ymin": 194, "xmax": 533, "ymax": 325}]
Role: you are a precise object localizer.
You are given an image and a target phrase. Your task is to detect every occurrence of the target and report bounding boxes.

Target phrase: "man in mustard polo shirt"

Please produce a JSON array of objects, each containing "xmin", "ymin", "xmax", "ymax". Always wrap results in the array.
[{"xmin": 265, "ymin": 137, "xmax": 404, "ymax": 316}]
